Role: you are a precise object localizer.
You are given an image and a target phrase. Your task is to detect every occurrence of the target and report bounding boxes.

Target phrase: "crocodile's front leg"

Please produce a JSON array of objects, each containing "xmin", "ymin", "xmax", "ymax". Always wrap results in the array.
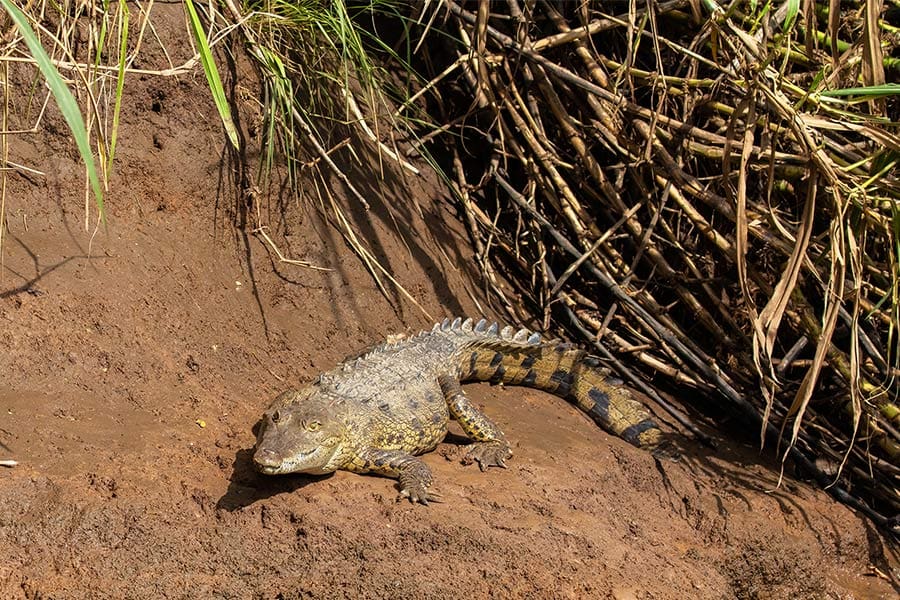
[
  {"xmin": 348, "ymin": 448, "xmax": 439, "ymax": 505},
  {"xmin": 438, "ymin": 375, "xmax": 512, "ymax": 470}
]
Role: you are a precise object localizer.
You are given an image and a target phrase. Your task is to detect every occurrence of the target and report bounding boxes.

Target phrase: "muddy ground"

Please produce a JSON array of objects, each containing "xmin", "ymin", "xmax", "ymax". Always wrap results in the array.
[{"xmin": 0, "ymin": 5, "xmax": 897, "ymax": 599}]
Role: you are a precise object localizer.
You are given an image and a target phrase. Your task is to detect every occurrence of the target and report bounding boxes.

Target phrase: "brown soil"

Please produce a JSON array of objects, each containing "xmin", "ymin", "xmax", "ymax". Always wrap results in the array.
[{"xmin": 0, "ymin": 6, "xmax": 897, "ymax": 599}]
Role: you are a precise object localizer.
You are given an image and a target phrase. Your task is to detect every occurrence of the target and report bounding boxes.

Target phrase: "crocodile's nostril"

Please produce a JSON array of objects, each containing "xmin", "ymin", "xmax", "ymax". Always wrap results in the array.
[{"xmin": 254, "ymin": 448, "xmax": 281, "ymax": 467}]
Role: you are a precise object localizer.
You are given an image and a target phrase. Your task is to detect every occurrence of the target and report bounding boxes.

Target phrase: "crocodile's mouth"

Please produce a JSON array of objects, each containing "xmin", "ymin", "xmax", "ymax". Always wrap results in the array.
[{"xmin": 253, "ymin": 443, "xmax": 340, "ymax": 475}]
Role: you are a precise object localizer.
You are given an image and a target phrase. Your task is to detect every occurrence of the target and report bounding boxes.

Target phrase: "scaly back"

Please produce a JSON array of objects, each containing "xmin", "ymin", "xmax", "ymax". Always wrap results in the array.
[{"xmin": 434, "ymin": 317, "xmax": 669, "ymax": 453}]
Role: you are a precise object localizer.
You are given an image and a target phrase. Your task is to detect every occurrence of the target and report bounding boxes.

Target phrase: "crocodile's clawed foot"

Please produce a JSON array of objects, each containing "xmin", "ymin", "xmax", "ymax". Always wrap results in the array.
[
  {"xmin": 462, "ymin": 440, "xmax": 512, "ymax": 472},
  {"xmin": 398, "ymin": 461, "xmax": 439, "ymax": 505},
  {"xmin": 398, "ymin": 486, "xmax": 442, "ymax": 505}
]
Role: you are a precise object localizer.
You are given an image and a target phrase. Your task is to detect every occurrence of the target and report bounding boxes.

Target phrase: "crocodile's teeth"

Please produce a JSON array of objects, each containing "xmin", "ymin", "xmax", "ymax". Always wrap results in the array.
[
  {"xmin": 512, "ymin": 328, "xmax": 529, "ymax": 342},
  {"xmin": 474, "ymin": 318, "xmax": 488, "ymax": 333},
  {"xmin": 500, "ymin": 325, "xmax": 514, "ymax": 339},
  {"xmin": 432, "ymin": 322, "xmax": 441, "ymax": 332},
  {"xmin": 441, "ymin": 318, "xmax": 451, "ymax": 331},
  {"xmin": 487, "ymin": 322, "xmax": 499, "ymax": 335},
  {"xmin": 461, "ymin": 318, "xmax": 474, "ymax": 332},
  {"xmin": 451, "ymin": 317, "xmax": 462, "ymax": 330},
  {"xmin": 527, "ymin": 332, "xmax": 541, "ymax": 344}
]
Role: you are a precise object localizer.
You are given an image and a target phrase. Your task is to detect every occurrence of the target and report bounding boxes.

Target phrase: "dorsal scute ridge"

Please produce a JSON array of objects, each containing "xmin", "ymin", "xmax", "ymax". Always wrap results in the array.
[
  {"xmin": 419, "ymin": 317, "xmax": 543, "ymax": 348},
  {"xmin": 324, "ymin": 319, "xmax": 545, "ymax": 380}
]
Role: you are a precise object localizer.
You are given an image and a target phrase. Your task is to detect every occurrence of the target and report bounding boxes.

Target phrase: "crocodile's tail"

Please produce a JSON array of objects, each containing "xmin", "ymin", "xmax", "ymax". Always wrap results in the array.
[{"xmin": 441, "ymin": 317, "xmax": 669, "ymax": 453}]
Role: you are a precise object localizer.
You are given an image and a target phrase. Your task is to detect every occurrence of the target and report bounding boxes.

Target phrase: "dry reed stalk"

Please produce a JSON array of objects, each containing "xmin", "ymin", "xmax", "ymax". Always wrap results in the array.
[{"xmin": 401, "ymin": 0, "xmax": 900, "ymax": 532}]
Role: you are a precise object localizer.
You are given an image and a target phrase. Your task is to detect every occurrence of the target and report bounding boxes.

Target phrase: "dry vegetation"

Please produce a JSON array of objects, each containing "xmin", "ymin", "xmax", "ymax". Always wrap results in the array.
[
  {"xmin": 380, "ymin": 0, "xmax": 900, "ymax": 531},
  {"xmin": 2, "ymin": 0, "xmax": 898, "ymax": 534}
]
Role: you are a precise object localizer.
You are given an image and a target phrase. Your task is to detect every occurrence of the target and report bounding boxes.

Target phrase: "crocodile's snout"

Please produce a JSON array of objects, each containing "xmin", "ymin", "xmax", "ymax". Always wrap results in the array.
[{"xmin": 253, "ymin": 448, "xmax": 283, "ymax": 471}]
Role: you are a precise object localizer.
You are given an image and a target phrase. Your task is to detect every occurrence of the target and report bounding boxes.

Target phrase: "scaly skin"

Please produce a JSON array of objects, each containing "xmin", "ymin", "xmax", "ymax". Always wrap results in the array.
[{"xmin": 253, "ymin": 317, "xmax": 672, "ymax": 503}]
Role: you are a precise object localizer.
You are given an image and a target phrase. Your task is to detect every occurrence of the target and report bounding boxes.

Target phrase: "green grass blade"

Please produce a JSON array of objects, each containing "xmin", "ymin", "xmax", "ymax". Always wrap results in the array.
[
  {"xmin": 783, "ymin": 0, "xmax": 800, "ymax": 33},
  {"xmin": 184, "ymin": 0, "xmax": 239, "ymax": 150},
  {"xmin": 107, "ymin": 0, "xmax": 129, "ymax": 175},
  {"xmin": 821, "ymin": 83, "xmax": 900, "ymax": 99},
  {"xmin": 0, "ymin": 0, "xmax": 104, "ymax": 220},
  {"xmin": 95, "ymin": 0, "xmax": 111, "ymax": 69}
]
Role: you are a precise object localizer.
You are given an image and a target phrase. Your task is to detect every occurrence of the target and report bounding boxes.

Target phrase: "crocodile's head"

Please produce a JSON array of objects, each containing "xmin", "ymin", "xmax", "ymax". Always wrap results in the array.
[{"xmin": 253, "ymin": 388, "xmax": 347, "ymax": 476}]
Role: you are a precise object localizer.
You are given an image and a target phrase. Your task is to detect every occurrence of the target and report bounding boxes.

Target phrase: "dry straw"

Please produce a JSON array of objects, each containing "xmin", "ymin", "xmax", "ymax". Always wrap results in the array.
[{"xmin": 396, "ymin": 0, "xmax": 898, "ymax": 531}]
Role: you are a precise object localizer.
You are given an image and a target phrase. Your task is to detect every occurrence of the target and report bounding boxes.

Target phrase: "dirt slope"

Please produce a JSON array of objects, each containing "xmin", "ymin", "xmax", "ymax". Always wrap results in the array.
[{"xmin": 0, "ymin": 5, "xmax": 896, "ymax": 599}]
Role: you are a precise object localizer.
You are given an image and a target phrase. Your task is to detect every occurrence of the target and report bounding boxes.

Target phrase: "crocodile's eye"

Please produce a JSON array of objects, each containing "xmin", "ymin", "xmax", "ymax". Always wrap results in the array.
[
  {"xmin": 271, "ymin": 410, "xmax": 282, "ymax": 423},
  {"xmin": 306, "ymin": 420, "xmax": 321, "ymax": 432}
]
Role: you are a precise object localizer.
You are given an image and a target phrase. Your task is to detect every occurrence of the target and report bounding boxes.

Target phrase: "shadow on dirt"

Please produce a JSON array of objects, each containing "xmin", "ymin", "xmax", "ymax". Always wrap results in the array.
[
  {"xmin": 863, "ymin": 519, "xmax": 900, "ymax": 594},
  {"xmin": 664, "ymin": 429, "xmax": 817, "ymax": 523},
  {"xmin": 656, "ymin": 423, "xmax": 898, "ymax": 591},
  {"xmin": 216, "ymin": 447, "xmax": 327, "ymax": 511},
  {"xmin": 0, "ymin": 233, "xmax": 83, "ymax": 298},
  {"xmin": 213, "ymin": 46, "xmax": 480, "ymax": 335}
]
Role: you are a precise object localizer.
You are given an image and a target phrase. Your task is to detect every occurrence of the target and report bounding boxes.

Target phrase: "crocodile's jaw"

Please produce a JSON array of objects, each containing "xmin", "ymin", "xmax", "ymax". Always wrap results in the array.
[{"xmin": 253, "ymin": 442, "xmax": 341, "ymax": 475}]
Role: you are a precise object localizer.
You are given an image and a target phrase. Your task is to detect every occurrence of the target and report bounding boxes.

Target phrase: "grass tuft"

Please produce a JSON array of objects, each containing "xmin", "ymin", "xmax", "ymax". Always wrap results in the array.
[
  {"xmin": 185, "ymin": 0, "xmax": 240, "ymax": 150},
  {"xmin": 0, "ymin": 0, "xmax": 104, "ymax": 221}
]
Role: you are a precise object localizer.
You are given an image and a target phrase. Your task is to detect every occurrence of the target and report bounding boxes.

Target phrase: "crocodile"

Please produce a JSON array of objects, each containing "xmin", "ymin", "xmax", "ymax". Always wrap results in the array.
[{"xmin": 253, "ymin": 317, "xmax": 672, "ymax": 503}]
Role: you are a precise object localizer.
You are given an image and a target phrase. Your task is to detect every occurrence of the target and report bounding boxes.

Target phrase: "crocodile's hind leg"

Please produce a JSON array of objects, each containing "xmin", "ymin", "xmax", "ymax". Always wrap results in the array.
[
  {"xmin": 350, "ymin": 448, "xmax": 440, "ymax": 505},
  {"xmin": 438, "ymin": 375, "xmax": 512, "ymax": 471}
]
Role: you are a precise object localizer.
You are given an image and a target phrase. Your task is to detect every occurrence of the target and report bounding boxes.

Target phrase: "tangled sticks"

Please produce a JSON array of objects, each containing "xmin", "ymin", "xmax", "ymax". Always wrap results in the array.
[{"xmin": 413, "ymin": 1, "xmax": 899, "ymax": 529}]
